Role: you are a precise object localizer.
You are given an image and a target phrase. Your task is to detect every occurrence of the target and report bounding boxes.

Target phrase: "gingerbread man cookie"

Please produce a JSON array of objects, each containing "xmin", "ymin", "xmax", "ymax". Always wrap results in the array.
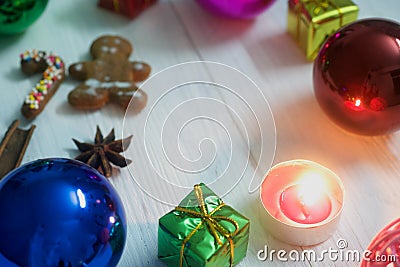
[{"xmin": 68, "ymin": 35, "xmax": 151, "ymax": 111}]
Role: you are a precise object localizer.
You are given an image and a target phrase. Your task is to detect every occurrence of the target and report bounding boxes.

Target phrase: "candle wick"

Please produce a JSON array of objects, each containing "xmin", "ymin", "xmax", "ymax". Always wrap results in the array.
[{"xmin": 300, "ymin": 200, "xmax": 310, "ymax": 218}]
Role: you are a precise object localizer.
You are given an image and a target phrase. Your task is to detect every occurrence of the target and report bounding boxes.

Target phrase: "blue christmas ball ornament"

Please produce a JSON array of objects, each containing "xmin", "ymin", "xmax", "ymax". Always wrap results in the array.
[{"xmin": 0, "ymin": 158, "xmax": 127, "ymax": 267}]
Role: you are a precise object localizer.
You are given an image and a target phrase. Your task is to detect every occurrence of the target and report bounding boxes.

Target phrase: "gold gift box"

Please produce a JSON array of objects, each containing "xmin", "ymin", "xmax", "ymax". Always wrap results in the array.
[{"xmin": 288, "ymin": 0, "xmax": 359, "ymax": 61}]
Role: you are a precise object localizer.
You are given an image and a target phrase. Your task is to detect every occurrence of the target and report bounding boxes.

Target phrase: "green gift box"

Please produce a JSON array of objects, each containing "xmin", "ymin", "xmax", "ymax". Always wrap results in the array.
[
  {"xmin": 288, "ymin": 0, "xmax": 359, "ymax": 60},
  {"xmin": 158, "ymin": 183, "xmax": 250, "ymax": 267}
]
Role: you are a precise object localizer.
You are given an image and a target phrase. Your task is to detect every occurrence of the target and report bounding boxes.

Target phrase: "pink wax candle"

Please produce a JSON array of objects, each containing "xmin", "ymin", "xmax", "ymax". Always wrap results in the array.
[
  {"xmin": 279, "ymin": 184, "xmax": 332, "ymax": 224},
  {"xmin": 260, "ymin": 160, "xmax": 344, "ymax": 246}
]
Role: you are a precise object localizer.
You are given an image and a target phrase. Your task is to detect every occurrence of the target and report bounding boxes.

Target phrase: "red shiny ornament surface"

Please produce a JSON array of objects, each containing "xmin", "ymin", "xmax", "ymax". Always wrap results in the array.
[
  {"xmin": 313, "ymin": 19, "xmax": 400, "ymax": 135},
  {"xmin": 361, "ymin": 218, "xmax": 400, "ymax": 267}
]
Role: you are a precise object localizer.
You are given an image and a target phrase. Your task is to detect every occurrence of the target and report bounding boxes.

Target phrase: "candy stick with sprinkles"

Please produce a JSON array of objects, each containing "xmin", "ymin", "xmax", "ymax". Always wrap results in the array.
[{"xmin": 20, "ymin": 50, "xmax": 65, "ymax": 119}]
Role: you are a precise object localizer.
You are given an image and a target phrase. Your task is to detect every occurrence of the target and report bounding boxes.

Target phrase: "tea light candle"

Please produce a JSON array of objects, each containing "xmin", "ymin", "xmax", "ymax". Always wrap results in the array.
[{"xmin": 260, "ymin": 160, "xmax": 344, "ymax": 246}]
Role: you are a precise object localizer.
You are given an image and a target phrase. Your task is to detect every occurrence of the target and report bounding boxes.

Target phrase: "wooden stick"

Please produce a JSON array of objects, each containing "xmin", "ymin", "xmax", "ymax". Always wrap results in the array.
[{"xmin": 0, "ymin": 120, "xmax": 35, "ymax": 179}]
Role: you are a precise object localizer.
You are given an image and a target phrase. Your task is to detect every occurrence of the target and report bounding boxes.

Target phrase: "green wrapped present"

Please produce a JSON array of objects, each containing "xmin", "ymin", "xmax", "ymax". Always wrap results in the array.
[
  {"xmin": 158, "ymin": 183, "xmax": 250, "ymax": 267},
  {"xmin": 288, "ymin": 0, "xmax": 359, "ymax": 60}
]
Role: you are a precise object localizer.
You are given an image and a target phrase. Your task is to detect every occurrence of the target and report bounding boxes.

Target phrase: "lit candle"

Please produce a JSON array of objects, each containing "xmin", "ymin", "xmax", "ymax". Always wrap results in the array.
[
  {"xmin": 260, "ymin": 160, "xmax": 344, "ymax": 246},
  {"xmin": 279, "ymin": 184, "xmax": 332, "ymax": 224}
]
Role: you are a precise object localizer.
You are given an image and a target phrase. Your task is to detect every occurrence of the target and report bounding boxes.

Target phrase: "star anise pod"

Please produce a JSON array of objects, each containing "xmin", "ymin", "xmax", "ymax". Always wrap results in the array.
[{"xmin": 72, "ymin": 126, "xmax": 133, "ymax": 177}]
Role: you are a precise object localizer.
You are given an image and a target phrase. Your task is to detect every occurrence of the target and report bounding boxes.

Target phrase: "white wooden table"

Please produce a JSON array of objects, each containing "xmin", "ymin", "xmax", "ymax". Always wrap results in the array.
[{"xmin": 1, "ymin": 0, "xmax": 400, "ymax": 266}]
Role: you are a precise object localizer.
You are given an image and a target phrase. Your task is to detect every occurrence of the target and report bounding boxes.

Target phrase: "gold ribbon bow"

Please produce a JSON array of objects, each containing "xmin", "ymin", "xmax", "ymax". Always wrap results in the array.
[
  {"xmin": 312, "ymin": 0, "xmax": 330, "ymax": 15},
  {"xmin": 174, "ymin": 184, "xmax": 239, "ymax": 267},
  {"xmin": 299, "ymin": 0, "xmax": 344, "ymax": 26}
]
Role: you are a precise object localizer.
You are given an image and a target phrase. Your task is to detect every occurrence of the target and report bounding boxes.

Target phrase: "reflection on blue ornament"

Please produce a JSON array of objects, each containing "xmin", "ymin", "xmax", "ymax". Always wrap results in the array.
[{"xmin": 0, "ymin": 158, "xmax": 127, "ymax": 267}]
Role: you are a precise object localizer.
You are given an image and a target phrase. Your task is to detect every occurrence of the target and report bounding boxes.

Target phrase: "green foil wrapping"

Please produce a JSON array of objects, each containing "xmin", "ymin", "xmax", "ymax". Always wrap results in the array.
[
  {"xmin": 158, "ymin": 183, "xmax": 250, "ymax": 267},
  {"xmin": 287, "ymin": 0, "xmax": 359, "ymax": 60}
]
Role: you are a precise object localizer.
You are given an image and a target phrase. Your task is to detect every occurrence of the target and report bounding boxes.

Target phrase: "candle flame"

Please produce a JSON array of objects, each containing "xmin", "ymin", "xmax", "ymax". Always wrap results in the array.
[{"xmin": 297, "ymin": 172, "xmax": 328, "ymax": 207}]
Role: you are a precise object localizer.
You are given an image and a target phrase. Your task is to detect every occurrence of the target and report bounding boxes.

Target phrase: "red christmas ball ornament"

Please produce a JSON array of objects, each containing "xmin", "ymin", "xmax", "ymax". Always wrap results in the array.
[
  {"xmin": 361, "ymin": 218, "xmax": 400, "ymax": 267},
  {"xmin": 313, "ymin": 19, "xmax": 400, "ymax": 135}
]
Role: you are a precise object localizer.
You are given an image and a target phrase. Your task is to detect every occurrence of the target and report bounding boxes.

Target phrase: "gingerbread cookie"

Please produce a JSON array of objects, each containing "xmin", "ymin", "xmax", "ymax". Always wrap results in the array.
[
  {"xmin": 20, "ymin": 50, "xmax": 65, "ymax": 119},
  {"xmin": 68, "ymin": 35, "xmax": 151, "ymax": 111}
]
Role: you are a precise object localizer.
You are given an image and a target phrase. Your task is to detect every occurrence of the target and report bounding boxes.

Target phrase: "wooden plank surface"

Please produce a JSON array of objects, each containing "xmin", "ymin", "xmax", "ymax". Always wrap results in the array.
[{"xmin": 1, "ymin": 0, "xmax": 400, "ymax": 266}]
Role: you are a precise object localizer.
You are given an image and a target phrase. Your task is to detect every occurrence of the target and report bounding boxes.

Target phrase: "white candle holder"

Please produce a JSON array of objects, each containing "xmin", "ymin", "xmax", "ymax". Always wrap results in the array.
[{"xmin": 260, "ymin": 159, "xmax": 345, "ymax": 246}]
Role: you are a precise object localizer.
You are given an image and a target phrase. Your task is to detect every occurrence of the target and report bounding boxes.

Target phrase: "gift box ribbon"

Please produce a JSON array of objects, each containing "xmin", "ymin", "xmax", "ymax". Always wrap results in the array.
[
  {"xmin": 294, "ymin": 0, "xmax": 345, "ymax": 28},
  {"xmin": 113, "ymin": 0, "xmax": 120, "ymax": 12},
  {"xmin": 174, "ymin": 184, "xmax": 239, "ymax": 267},
  {"xmin": 311, "ymin": 0, "xmax": 343, "ymax": 26}
]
